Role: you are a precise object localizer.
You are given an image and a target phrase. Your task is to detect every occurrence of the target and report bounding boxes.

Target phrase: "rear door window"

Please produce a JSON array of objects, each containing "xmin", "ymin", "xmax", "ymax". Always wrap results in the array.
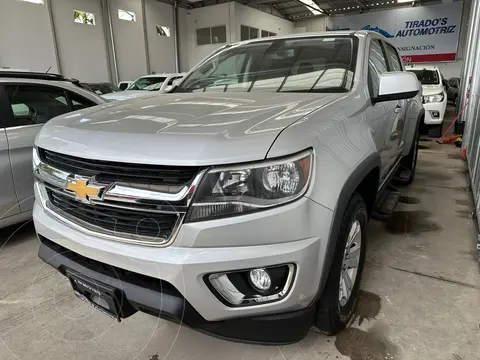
[{"xmin": 5, "ymin": 85, "xmax": 70, "ymax": 126}]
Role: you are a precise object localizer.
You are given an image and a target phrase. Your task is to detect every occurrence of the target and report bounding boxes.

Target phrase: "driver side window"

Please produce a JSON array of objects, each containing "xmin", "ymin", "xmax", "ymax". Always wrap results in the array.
[
  {"xmin": 5, "ymin": 85, "xmax": 70, "ymax": 127},
  {"xmin": 367, "ymin": 40, "xmax": 388, "ymax": 99}
]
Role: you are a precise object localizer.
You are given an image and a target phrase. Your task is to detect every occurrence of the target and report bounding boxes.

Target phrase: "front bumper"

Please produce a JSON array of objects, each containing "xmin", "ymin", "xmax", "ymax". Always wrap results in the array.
[
  {"xmin": 38, "ymin": 236, "xmax": 315, "ymax": 344},
  {"xmin": 423, "ymin": 99, "xmax": 447, "ymax": 125},
  {"xmin": 34, "ymin": 190, "xmax": 333, "ymax": 343}
]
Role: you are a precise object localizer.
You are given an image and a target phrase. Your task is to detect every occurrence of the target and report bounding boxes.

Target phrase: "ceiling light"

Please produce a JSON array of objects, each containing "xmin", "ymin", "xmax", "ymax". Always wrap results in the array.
[
  {"xmin": 298, "ymin": 0, "xmax": 323, "ymax": 15},
  {"xmin": 397, "ymin": 0, "xmax": 414, "ymax": 2}
]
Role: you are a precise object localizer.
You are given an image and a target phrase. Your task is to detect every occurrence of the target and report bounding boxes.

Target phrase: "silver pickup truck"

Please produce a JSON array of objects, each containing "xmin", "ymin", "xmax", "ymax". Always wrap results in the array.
[{"xmin": 33, "ymin": 30, "xmax": 423, "ymax": 344}]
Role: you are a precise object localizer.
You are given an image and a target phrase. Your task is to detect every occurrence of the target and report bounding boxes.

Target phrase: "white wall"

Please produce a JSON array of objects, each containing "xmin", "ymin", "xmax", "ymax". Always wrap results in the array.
[
  {"xmin": 178, "ymin": 7, "xmax": 190, "ymax": 72},
  {"xmin": 178, "ymin": 3, "xmax": 294, "ymax": 71},
  {"xmin": 145, "ymin": 0, "xmax": 176, "ymax": 74},
  {"xmin": 179, "ymin": 3, "xmax": 235, "ymax": 70},
  {"xmin": 294, "ymin": 16, "xmax": 326, "ymax": 33},
  {"xmin": 51, "ymin": 0, "xmax": 109, "ymax": 82},
  {"xmin": 0, "ymin": 0, "xmax": 58, "ymax": 72},
  {"xmin": 110, "ymin": 0, "xmax": 147, "ymax": 81},
  {"xmin": 234, "ymin": 3, "xmax": 294, "ymax": 39}
]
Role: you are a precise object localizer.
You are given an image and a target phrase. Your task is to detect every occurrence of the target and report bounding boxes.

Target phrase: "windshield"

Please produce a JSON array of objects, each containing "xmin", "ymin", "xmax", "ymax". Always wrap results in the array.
[
  {"xmin": 176, "ymin": 36, "xmax": 356, "ymax": 93},
  {"xmin": 128, "ymin": 77, "xmax": 167, "ymax": 91},
  {"xmin": 88, "ymin": 83, "xmax": 119, "ymax": 94},
  {"xmin": 408, "ymin": 69, "xmax": 440, "ymax": 85}
]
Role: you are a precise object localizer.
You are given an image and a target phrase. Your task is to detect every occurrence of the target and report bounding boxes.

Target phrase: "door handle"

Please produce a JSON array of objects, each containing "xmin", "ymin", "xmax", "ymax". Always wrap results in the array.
[{"xmin": 394, "ymin": 105, "xmax": 402, "ymax": 114}]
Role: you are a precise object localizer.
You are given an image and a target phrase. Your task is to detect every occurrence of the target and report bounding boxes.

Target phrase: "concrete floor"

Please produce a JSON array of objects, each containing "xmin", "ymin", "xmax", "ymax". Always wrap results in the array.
[{"xmin": 1, "ymin": 108, "xmax": 479, "ymax": 360}]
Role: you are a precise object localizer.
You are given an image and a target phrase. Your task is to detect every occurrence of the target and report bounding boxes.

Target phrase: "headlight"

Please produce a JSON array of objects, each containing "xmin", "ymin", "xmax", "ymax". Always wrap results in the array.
[
  {"xmin": 422, "ymin": 92, "xmax": 444, "ymax": 103},
  {"xmin": 186, "ymin": 150, "xmax": 313, "ymax": 221},
  {"xmin": 33, "ymin": 147, "xmax": 40, "ymax": 170}
]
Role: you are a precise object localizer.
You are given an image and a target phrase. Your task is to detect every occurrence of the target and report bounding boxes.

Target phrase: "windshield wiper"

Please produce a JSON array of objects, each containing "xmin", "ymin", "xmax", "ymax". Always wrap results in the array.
[{"xmin": 279, "ymin": 87, "xmax": 349, "ymax": 93}]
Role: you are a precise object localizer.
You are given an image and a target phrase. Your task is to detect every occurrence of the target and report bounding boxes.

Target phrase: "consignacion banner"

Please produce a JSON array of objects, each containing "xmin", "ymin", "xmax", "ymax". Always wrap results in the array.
[{"xmin": 327, "ymin": 2, "xmax": 464, "ymax": 63}]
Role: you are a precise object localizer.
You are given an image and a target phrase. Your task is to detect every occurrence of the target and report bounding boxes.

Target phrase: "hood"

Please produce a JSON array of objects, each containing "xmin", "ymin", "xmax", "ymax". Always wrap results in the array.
[
  {"xmin": 101, "ymin": 90, "xmax": 158, "ymax": 101},
  {"xmin": 36, "ymin": 92, "xmax": 343, "ymax": 166},
  {"xmin": 421, "ymin": 84, "xmax": 445, "ymax": 96}
]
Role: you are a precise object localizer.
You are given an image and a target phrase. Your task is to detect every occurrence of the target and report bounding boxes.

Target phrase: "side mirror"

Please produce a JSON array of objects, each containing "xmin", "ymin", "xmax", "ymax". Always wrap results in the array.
[
  {"xmin": 172, "ymin": 79, "xmax": 182, "ymax": 86},
  {"xmin": 165, "ymin": 85, "xmax": 173, "ymax": 92},
  {"xmin": 373, "ymin": 72, "xmax": 420, "ymax": 104}
]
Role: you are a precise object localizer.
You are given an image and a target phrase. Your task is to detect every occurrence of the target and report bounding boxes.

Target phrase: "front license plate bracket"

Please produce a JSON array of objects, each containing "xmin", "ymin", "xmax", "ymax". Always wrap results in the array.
[{"xmin": 66, "ymin": 269, "xmax": 123, "ymax": 322}]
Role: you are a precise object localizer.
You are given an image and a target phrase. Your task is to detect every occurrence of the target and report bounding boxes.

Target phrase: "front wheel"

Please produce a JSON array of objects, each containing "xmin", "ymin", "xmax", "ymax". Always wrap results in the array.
[{"xmin": 314, "ymin": 193, "xmax": 367, "ymax": 335}]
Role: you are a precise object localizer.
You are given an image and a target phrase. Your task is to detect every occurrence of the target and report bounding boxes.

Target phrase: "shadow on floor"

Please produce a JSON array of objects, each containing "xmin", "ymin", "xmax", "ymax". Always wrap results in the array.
[{"xmin": 0, "ymin": 220, "xmax": 36, "ymax": 250}]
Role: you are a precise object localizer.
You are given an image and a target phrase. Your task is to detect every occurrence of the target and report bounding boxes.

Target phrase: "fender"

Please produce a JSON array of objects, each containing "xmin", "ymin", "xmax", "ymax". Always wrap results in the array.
[{"xmin": 311, "ymin": 152, "xmax": 381, "ymax": 304}]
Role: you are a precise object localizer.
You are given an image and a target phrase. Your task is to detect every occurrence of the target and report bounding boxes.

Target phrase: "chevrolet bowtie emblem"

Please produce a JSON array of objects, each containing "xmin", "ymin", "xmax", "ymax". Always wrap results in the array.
[{"xmin": 66, "ymin": 177, "xmax": 105, "ymax": 202}]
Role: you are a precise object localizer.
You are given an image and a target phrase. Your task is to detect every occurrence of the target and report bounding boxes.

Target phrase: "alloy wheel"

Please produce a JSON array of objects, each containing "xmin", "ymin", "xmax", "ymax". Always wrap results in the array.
[{"xmin": 339, "ymin": 220, "xmax": 362, "ymax": 306}]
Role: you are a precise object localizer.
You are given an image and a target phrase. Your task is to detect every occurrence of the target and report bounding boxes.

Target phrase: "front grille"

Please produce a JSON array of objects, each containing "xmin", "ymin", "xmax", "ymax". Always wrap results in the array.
[
  {"xmin": 39, "ymin": 148, "xmax": 200, "ymax": 186},
  {"xmin": 47, "ymin": 189, "xmax": 179, "ymax": 241}
]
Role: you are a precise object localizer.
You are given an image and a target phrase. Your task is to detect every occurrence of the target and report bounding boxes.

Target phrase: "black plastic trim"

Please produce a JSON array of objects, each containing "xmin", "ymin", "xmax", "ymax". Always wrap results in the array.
[
  {"xmin": 372, "ymin": 90, "xmax": 420, "ymax": 104},
  {"xmin": 0, "ymin": 71, "xmax": 77, "ymax": 83},
  {"xmin": 37, "ymin": 236, "xmax": 314, "ymax": 344},
  {"xmin": 312, "ymin": 152, "xmax": 380, "ymax": 304}
]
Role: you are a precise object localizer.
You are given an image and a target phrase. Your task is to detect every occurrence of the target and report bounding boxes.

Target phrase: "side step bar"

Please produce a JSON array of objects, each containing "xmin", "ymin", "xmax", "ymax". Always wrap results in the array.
[{"xmin": 371, "ymin": 184, "xmax": 401, "ymax": 221}]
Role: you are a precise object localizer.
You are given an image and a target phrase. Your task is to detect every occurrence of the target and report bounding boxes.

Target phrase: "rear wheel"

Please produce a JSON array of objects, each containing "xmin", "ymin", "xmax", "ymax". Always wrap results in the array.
[{"xmin": 314, "ymin": 193, "xmax": 367, "ymax": 335}]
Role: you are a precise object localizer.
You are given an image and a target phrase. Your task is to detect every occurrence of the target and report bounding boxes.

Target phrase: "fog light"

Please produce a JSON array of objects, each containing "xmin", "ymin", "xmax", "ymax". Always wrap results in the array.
[
  {"xmin": 249, "ymin": 268, "xmax": 271, "ymax": 292},
  {"xmin": 431, "ymin": 111, "xmax": 440, "ymax": 118},
  {"xmin": 207, "ymin": 264, "xmax": 295, "ymax": 306}
]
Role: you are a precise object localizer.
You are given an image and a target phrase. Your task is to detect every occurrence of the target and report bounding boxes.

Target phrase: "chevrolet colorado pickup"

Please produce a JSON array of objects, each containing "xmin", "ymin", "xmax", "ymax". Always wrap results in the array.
[{"xmin": 33, "ymin": 31, "xmax": 423, "ymax": 344}]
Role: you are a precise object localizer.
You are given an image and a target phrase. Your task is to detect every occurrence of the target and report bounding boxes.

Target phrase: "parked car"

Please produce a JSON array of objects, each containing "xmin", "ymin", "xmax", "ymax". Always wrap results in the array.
[
  {"xmin": 118, "ymin": 81, "xmax": 132, "ymax": 91},
  {"xmin": 406, "ymin": 65, "xmax": 447, "ymax": 137},
  {"xmin": 33, "ymin": 31, "xmax": 422, "ymax": 344},
  {"xmin": 80, "ymin": 82, "xmax": 120, "ymax": 95},
  {"xmin": 447, "ymin": 77, "xmax": 460, "ymax": 105},
  {"xmin": 102, "ymin": 73, "xmax": 186, "ymax": 101},
  {"xmin": 0, "ymin": 70, "xmax": 105, "ymax": 229}
]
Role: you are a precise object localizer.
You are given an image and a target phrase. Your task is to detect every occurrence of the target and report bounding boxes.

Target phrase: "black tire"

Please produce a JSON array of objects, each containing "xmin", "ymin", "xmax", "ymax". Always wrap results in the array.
[
  {"xmin": 314, "ymin": 193, "xmax": 367, "ymax": 335},
  {"xmin": 399, "ymin": 121, "xmax": 420, "ymax": 185},
  {"xmin": 428, "ymin": 124, "xmax": 442, "ymax": 138}
]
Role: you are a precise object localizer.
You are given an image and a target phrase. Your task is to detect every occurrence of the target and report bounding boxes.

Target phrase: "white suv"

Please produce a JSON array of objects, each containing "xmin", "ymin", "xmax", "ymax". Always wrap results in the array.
[
  {"xmin": 104, "ymin": 73, "xmax": 186, "ymax": 101},
  {"xmin": 406, "ymin": 65, "xmax": 447, "ymax": 137}
]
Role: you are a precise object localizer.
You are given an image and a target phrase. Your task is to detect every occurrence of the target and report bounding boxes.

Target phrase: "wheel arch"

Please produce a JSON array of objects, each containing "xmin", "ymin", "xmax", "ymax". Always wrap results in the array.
[{"xmin": 312, "ymin": 152, "xmax": 381, "ymax": 305}]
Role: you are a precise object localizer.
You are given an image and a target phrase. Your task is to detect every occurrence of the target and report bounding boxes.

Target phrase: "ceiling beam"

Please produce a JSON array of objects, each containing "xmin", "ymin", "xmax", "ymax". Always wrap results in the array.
[
  {"xmin": 287, "ymin": 10, "xmax": 313, "ymax": 16},
  {"xmin": 353, "ymin": 0, "xmax": 368, "ymax": 9},
  {"xmin": 311, "ymin": 0, "xmax": 328, "ymax": 14},
  {"xmin": 272, "ymin": 3, "xmax": 290, "ymax": 19},
  {"xmin": 247, "ymin": 0, "xmax": 279, "ymax": 4}
]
